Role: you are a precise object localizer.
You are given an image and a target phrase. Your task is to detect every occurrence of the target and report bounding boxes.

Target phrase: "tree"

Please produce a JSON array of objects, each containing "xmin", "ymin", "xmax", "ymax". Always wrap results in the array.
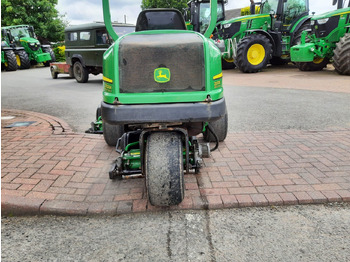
[
  {"xmin": 141, "ymin": 0, "xmax": 188, "ymax": 12},
  {"xmin": 1, "ymin": 0, "xmax": 67, "ymax": 43}
]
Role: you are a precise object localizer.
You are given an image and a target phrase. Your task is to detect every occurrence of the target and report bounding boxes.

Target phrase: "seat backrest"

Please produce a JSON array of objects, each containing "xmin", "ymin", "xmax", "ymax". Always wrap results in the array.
[{"xmin": 135, "ymin": 9, "xmax": 187, "ymax": 32}]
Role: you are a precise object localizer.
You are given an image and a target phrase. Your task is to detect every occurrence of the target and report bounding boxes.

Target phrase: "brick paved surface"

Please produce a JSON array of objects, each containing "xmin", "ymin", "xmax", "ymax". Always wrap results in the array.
[{"xmin": 2, "ymin": 109, "xmax": 350, "ymax": 215}]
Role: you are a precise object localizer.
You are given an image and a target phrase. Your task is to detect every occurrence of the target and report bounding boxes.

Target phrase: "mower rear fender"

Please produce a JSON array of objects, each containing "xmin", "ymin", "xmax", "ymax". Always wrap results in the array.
[{"xmin": 101, "ymin": 98, "xmax": 226, "ymax": 125}]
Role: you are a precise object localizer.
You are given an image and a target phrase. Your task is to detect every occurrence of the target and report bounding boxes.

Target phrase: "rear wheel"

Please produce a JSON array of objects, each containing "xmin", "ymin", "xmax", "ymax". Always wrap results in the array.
[
  {"xmin": 203, "ymin": 112, "xmax": 228, "ymax": 142},
  {"xmin": 3, "ymin": 50, "xmax": 17, "ymax": 71},
  {"xmin": 103, "ymin": 121, "xmax": 124, "ymax": 146},
  {"xmin": 295, "ymin": 57, "xmax": 329, "ymax": 71},
  {"xmin": 333, "ymin": 33, "xmax": 350, "ymax": 75},
  {"xmin": 50, "ymin": 66, "xmax": 58, "ymax": 79},
  {"xmin": 16, "ymin": 50, "xmax": 30, "ymax": 69},
  {"xmin": 222, "ymin": 58, "xmax": 236, "ymax": 70},
  {"xmin": 235, "ymin": 34, "xmax": 272, "ymax": 73},
  {"xmin": 145, "ymin": 132, "xmax": 184, "ymax": 206},
  {"xmin": 73, "ymin": 61, "xmax": 89, "ymax": 83}
]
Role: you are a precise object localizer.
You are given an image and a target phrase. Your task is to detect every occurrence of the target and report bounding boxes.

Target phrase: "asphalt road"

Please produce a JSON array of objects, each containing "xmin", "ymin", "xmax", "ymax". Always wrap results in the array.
[
  {"xmin": 1, "ymin": 66, "xmax": 350, "ymax": 133},
  {"xmin": 2, "ymin": 204, "xmax": 350, "ymax": 262}
]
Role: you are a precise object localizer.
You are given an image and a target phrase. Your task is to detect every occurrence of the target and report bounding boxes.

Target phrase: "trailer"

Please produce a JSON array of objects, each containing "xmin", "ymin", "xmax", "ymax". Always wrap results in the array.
[{"xmin": 49, "ymin": 62, "xmax": 74, "ymax": 79}]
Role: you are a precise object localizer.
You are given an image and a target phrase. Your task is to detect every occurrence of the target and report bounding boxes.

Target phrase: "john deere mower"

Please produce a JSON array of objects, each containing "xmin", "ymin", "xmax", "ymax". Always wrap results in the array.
[
  {"xmin": 101, "ymin": 0, "xmax": 227, "ymax": 206},
  {"xmin": 291, "ymin": 0, "xmax": 350, "ymax": 74}
]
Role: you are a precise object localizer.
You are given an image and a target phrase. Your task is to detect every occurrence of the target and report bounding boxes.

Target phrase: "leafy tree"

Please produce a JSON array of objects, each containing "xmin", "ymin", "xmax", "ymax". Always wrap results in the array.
[
  {"xmin": 1, "ymin": 0, "xmax": 67, "ymax": 43},
  {"xmin": 141, "ymin": 0, "xmax": 188, "ymax": 12}
]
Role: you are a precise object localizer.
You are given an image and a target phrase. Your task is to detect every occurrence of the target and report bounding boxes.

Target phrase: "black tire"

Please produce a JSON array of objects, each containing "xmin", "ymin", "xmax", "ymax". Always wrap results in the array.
[
  {"xmin": 43, "ymin": 47, "xmax": 56, "ymax": 67},
  {"xmin": 103, "ymin": 121, "xmax": 124, "ymax": 146},
  {"xmin": 235, "ymin": 34, "xmax": 272, "ymax": 73},
  {"xmin": 73, "ymin": 61, "xmax": 89, "ymax": 83},
  {"xmin": 222, "ymin": 58, "xmax": 236, "ymax": 70},
  {"xmin": 333, "ymin": 33, "xmax": 350, "ymax": 76},
  {"xmin": 295, "ymin": 58, "xmax": 329, "ymax": 71},
  {"xmin": 16, "ymin": 50, "xmax": 31, "ymax": 69},
  {"xmin": 145, "ymin": 132, "xmax": 184, "ymax": 206},
  {"xmin": 3, "ymin": 50, "xmax": 18, "ymax": 71},
  {"xmin": 203, "ymin": 112, "xmax": 228, "ymax": 142},
  {"xmin": 50, "ymin": 66, "xmax": 58, "ymax": 79}
]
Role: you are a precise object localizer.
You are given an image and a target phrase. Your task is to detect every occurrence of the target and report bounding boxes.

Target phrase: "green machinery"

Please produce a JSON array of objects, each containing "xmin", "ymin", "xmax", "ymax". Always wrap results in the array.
[
  {"xmin": 101, "ymin": 0, "xmax": 227, "ymax": 206},
  {"xmin": 2, "ymin": 25, "xmax": 55, "ymax": 68},
  {"xmin": 291, "ymin": 0, "xmax": 350, "ymax": 74},
  {"xmin": 205, "ymin": 0, "xmax": 312, "ymax": 72},
  {"xmin": 1, "ymin": 39, "xmax": 17, "ymax": 71}
]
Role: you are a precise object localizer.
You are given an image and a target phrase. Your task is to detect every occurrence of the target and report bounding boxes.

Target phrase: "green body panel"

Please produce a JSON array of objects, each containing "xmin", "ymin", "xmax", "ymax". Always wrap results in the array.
[
  {"xmin": 102, "ymin": 30, "xmax": 223, "ymax": 105},
  {"xmin": 1, "ymin": 51, "xmax": 6, "ymax": 63},
  {"xmin": 291, "ymin": 7, "xmax": 350, "ymax": 62},
  {"xmin": 3, "ymin": 25, "xmax": 52, "ymax": 63}
]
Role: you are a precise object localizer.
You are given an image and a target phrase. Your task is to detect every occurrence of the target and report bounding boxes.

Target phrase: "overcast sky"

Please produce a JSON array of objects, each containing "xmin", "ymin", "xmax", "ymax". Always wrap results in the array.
[{"xmin": 57, "ymin": 0, "xmax": 339, "ymax": 26}]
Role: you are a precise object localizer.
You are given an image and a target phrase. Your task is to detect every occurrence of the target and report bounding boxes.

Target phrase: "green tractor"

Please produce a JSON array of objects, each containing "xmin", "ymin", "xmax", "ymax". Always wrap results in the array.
[
  {"xmin": 291, "ymin": 0, "xmax": 350, "ymax": 74},
  {"xmin": 211, "ymin": 0, "xmax": 312, "ymax": 72},
  {"xmin": 2, "ymin": 25, "xmax": 55, "ymax": 68},
  {"xmin": 1, "ymin": 39, "xmax": 17, "ymax": 71},
  {"xmin": 101, "ymin": 0, "xmax": 227, "ymax": 206}
]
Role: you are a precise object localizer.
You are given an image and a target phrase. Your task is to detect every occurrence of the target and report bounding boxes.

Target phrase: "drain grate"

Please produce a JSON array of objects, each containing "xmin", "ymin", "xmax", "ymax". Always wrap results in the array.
[{"xmin": 5, "ymin": 121, "xmax": 36, "ymax": 128}]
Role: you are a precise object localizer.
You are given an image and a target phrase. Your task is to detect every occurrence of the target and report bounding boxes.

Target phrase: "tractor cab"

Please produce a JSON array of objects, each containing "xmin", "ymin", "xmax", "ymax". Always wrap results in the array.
[
  {"xmin": 187, "ymin": 0, "xmax": 227, "ymax": 35},
  {"xmin": 251, "ymin": 0, "xmax": 309, "ymax": 33},
  {"xmin": 5, "ymin": 25, "xmax": 36, "ymax": 45}
]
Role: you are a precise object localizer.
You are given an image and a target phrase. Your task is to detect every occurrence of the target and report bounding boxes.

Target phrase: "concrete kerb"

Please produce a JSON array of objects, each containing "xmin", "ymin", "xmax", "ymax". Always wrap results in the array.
[{"xmin": 1, "ymin": 109, "xmax": 350, "ymax": 216}]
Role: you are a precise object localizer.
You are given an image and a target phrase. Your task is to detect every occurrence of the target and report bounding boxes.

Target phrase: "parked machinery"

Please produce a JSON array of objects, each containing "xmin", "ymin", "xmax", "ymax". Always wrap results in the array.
[
  {"xmin": 2, "ymin": 25, "xmax": 55, "ymax": 68},
  {"xmin": 291, "ymin": 0, "xmax": 350, "ymax": 74}
]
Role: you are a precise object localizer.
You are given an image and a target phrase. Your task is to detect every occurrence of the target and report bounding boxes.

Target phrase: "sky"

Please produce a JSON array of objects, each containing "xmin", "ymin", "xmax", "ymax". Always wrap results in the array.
[{"xmin": 56, "ymin": 0, "xmax": 341, "ymax": 26}]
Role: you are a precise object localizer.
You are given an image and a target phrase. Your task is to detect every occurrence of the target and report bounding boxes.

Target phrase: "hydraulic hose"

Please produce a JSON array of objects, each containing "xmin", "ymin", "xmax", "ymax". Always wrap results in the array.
[{"xmin": 207, "ymin": 123, "xmax": 219, "ymax": 152}]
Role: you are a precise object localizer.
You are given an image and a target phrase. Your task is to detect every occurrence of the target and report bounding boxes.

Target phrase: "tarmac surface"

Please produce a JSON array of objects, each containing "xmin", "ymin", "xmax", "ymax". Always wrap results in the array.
[{"xmin": 2, "ymin": 108, "xmax": 350, "ymax": 216}]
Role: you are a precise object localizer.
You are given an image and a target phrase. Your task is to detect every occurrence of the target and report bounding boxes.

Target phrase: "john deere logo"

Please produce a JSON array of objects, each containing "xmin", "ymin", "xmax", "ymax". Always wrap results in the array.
[{"xmin": 154, "ymin": 68, "xmax": 170, "ymax": 83}]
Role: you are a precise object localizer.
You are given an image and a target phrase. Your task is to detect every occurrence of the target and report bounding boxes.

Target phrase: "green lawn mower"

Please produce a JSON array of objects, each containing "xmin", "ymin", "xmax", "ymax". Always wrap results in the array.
[
  {"xmin": 291, "ymin": 0, "xmax": 350, "ymax": 74},
  {"xmin": 100, "ymin": 0, "xmax": 227, "ymax": 206}
]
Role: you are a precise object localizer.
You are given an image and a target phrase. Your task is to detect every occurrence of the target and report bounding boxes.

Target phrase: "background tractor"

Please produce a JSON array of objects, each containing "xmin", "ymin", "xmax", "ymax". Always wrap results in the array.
[
  {"xmin": 2, "ymin": 25, "xmax": 55, "ymax": 68},
  {"xmin": 291, "ymin": 0, "xmax": 350, "ymax": 74},
  {"xmin": 1, "ymin": 38, "xmax": 17, "ymax": 71},
  {"xmin": 101, "ymin": 0, "xmax": 227, "ymax": 206},
  {"xmin": 214, "ymin": 0, "xmax": 311, "ymax": 72}
]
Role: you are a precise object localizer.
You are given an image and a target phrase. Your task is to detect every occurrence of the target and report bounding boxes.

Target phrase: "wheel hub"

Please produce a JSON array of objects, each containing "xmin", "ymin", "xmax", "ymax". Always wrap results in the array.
[{"xmin": 247, "ymin": 44, "xmax": 265, "ymax": 65}]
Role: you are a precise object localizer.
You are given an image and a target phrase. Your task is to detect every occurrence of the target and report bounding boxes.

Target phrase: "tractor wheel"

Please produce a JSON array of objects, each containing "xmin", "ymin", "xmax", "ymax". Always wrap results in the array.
[
  {"xmin": 16, "ymin": 50, "xmax": 30, "ymax": 69},
  {"xmin": 203, "ymin": 111, "xmax": 228, "ymax": 142},
  {"xmin": 145, "ymin": 132, "xmax": 184, "ymax": 206},
  {"xmin": 295, "ymin": 57, "xmax": 329, "ymax": 71},
  {"xmin": 3, "ymin": 50, "xmax": 18, "ymax": 71},
  {"xmin": 103, "ymin": 121, "xmax": 124, "ymax": 146},
  {"xmin": 222, "ymin": 58, "xmax": 236, "ymax": 70},
  {"xmin": 43, "ymin": 47, "xmax": 56, "ymax": 66},
  {"xmin": 73, "ymin": 61, "xmax": 89, "ymax": 83},
  {"xmin": 235, "ymin": 34, "xmax": 272, "ymax": 73},
  {"xmin": 333, "ymin": 33, "xmax": 350, "ymax": 75}
]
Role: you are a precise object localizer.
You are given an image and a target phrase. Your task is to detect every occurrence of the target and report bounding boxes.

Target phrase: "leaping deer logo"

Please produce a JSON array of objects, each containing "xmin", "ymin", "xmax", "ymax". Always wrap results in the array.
[{"xmin": 154, "ymin": 68, "xmax": 171, "ymax": 83}]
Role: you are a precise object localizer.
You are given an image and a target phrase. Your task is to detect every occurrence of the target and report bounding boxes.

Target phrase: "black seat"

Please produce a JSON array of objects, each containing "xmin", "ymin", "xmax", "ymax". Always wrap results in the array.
[{"xmin": 135, "ymin": 9, "xmax": 187, "ymax": 32}]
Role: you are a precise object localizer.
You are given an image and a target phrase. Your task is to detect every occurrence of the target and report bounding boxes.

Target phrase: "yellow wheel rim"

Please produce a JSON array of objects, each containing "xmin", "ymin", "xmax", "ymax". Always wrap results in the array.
[
  {"xmin": 313, "ymin": 57, "xmax": 324, "ymax": 64},
  {"xmin": 247, "ymin": 44, "xmax": 265, "ymax": 65},
  {"xmin": 16, "ymin": 55, "xmax": 21, "ymax": 67}
]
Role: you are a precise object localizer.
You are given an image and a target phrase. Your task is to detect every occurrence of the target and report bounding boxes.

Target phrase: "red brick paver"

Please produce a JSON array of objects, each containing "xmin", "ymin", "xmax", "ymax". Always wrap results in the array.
[{"xmin": 1, "ymin": 109, "xmax": 350, "ymax": 215}]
